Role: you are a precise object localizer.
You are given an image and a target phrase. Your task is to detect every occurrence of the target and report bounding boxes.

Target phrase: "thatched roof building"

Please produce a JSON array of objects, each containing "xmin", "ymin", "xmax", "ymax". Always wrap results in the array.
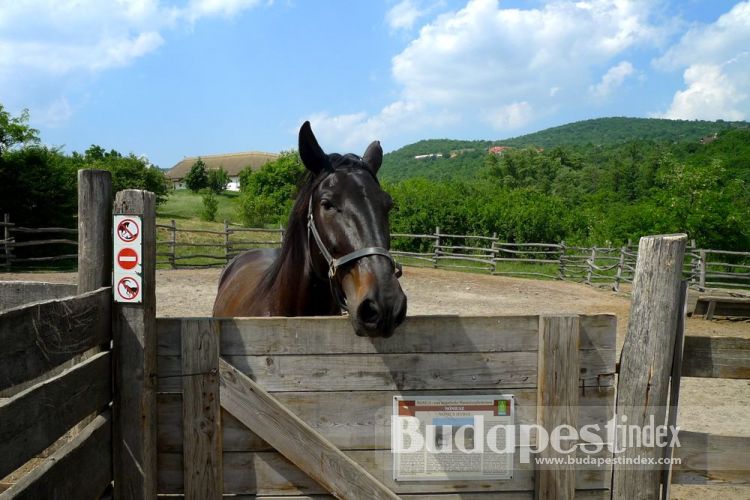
[{"xmin": 166, "ymin": 151, "xmax": 279, "ymax": 190}]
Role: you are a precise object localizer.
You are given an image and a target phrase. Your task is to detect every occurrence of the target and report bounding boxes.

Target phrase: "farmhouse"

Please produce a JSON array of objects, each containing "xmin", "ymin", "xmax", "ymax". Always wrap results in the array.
[{"xmin": 166, "ymin": 151, "xmax": 279, "ymax": 191}]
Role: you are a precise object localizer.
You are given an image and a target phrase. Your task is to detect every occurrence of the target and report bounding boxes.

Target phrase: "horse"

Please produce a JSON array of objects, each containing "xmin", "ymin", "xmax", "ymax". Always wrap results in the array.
[{"xmin": 212, "ymin": 121, "xmax": 407, "ymax": 338}]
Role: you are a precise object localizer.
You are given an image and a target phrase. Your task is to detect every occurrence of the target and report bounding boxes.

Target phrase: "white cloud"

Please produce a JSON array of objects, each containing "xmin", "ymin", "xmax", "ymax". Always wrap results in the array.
[
  {"xmin": 590, "ymin": 61, "xmax": 635, "ymax": 98},
  {"xmin": 35, "ymin": 97, "xmax": 74, "ymax": 128},
  {"xmin": 655, "ymin": 1, "xmax": 750, "ymax": 120},
  {"xmin": 387, "ymin": 0, "xmax": 423, "ymax": 30},
  {"xmin": 0, "ymin": 0, "xmax": 264, "ymax": 124},
  {"xmin": 312, "ymin": 0, "xmax": 666, "ymax": 150}
]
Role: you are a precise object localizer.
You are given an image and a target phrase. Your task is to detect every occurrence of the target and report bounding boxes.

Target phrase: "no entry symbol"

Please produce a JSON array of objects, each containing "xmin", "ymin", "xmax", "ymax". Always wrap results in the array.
[
  {"xmin": 117, "ymin": 277, "xmax": 140, "ymax": 301},
  {"xmin": 117, "ymin": 247, "xmax": 138, "ymax": 270},
  {"xmin": 117, "ymin": 218, "xmax": 140, "ymax": 242}
]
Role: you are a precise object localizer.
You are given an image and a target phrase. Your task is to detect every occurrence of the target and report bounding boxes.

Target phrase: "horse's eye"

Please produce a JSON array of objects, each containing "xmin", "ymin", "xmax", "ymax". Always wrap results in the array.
[{"xmin": 320, "ymin": 199, "xmax": 334, "ymax": 210}]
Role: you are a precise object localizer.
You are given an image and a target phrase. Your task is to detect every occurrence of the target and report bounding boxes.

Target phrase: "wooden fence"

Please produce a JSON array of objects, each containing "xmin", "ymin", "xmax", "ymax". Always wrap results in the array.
[{"xmin": 1, "ymin": 213, "xmax": 78, "ymax": 269}]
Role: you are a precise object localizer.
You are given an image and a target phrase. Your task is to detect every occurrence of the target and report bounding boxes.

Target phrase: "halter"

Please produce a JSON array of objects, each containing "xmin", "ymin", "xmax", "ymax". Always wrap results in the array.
[{"xmin": 307, "ymin": 197, "xmax": 402, "ymax": 308}]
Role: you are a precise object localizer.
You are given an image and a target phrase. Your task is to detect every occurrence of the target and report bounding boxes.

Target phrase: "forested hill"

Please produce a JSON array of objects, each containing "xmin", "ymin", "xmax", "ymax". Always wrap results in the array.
[{"xmin": 380, "ymin": 117, "xmax": 748, "ymax": 182}]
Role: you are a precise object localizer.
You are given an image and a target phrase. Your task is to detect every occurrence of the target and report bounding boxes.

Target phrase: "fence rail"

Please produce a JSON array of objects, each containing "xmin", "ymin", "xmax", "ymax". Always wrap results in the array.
[{"xmin": 3, "ymin": 214, "xmax": 749, "ymax": 292}]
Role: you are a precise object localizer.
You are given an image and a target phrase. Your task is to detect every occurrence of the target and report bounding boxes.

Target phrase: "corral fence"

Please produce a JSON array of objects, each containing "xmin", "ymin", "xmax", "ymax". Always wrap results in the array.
[
  {"xmin": 0, "ymin": 213, "xmax": 78, "ymax": 269},
  {"xmin": 1, "ymin": 170, "xmax": 749, "ymax": 499}
]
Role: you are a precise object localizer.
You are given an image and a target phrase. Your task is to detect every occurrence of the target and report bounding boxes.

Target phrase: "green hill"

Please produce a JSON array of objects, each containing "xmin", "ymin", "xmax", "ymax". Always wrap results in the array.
[{"xmin": 380, "ymin": 117, "xmax": 749, "ymax": 182}]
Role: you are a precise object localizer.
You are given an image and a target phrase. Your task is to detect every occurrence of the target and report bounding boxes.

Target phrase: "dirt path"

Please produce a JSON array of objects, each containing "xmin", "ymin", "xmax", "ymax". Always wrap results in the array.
[{"xmin": 4, "ymin": 267, "xmax": 748, "ymax": 498}]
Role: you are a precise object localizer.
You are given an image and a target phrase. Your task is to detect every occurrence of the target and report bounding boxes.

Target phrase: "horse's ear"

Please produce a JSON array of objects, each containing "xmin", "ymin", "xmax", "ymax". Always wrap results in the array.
[
  {"xmin": 362, "ymin": 140, "xmax": 383, "ymax": 175},
  {"xmin": 299, "ymin": 121, "xmax": 331, "ymax": 174}
]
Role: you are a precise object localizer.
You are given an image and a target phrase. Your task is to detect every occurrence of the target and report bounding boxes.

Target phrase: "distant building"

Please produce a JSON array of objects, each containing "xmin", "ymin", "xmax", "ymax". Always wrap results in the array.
[
  {"xmin": 700, "ymin": 133, "xmax": 718, "ymax": 145},
  {"xmin": 166, "ymin": 151, "xmax": 279, "ymax": 191},
  {"xmin": 414, "ymin": 153, "xmax": 443, "ymax": 160},
  {"xmin": 488, "ymin": 146, "xmax": 512, "ymax": 155}
]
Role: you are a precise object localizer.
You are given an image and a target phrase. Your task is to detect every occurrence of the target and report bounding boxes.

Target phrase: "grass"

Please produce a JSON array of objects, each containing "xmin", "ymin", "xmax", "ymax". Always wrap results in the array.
[{"xmin": 157, "ymin": 189, "xmax": 242, "ymax": 225}]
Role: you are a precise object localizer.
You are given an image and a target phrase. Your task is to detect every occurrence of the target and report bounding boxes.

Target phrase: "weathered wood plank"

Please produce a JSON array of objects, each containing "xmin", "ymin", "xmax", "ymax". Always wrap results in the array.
[
  {"xmin": 157, "ymin": 314, "xmax": 615, "ymax": 356},
  {"xmin": 0, "ymin": 287, "xmax": 111, "ymax": 392},
  {"xmin": 113, "ymin": 189, "xmax": 158, "ymax": 500},
  {"xmin": 158, "ymin": 449, "xmax": 612, "ymax": 495},
  {"xmin": 158, "ymin": 387, "xmax": 613, "ymax": 453},
  {"xmin": 0, "ymin": 281, "xmax": 77, "ymax": 313},
  {"xmin": 219, "ymin": 358, "xmax": 399, "ymax": 500},
  {"xmin": 77, "ymin": 169, "xmax": 112, "ymax": 294},
  {"xmin": 681, "ymin": 336, "xmax": 750, "ymax": 379},
  {"xmin": 535, "ymin": 316, "xmax": 580, "ymax": 500},
  {"xmin": 693, "ymin": 296, "xmax": 750, "ymax": 318},
  {"xmin": 2, "ymin": 410, "xmax": 112, "ymax": 500},
  {"xmin": 156, "ymin": 491, "xmax": 612, "ymax": 499},
  {"xmin": 671, "ymin": 431, "xmax": 750, "ymax": 485},
  {"xmin": 0, "ymin": 351, "xmax": 111, "ymax": 478},
  {"xmin": 613, "ymin": 234, "xmax": 687, "ymax": 500},
  {"xmin": 182, "ymin": 319, "xmax": 222, "ymax": 500}
]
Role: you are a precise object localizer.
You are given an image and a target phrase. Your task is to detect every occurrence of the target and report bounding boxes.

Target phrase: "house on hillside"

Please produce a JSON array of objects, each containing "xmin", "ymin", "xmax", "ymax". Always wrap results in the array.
[
  {"xmin": 488, "ymin": 146, "xmax": 512, "ymax": 155},
  {"xmin": 166, "ymin": 151, "xmax": 279, "ymax": 191}
]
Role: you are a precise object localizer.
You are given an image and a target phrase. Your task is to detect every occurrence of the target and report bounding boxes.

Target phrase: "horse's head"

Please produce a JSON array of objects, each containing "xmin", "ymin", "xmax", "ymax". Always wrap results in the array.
[{"xmin": 299, "ymin": 121, "xmax": 407, "ymax": 338}]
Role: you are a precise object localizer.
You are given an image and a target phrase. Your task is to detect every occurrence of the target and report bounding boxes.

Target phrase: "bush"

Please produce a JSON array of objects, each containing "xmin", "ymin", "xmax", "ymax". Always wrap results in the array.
[
  {"xmin": 200, "ymin": 190, "xmax": 219, "ymax": 221},
  {"xmin": 208, "ymin": 167, "xmax": 230, "ymax": 194},
  {"xmin": 238, "ymin": 151, "xmax": 304, "ymax": 226}
]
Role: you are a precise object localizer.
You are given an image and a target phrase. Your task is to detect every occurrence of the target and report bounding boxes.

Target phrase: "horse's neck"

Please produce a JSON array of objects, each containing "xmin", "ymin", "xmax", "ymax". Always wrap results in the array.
[{"xmin": 273, "ymin": 230, "xmax": 340, "ymax": 316}]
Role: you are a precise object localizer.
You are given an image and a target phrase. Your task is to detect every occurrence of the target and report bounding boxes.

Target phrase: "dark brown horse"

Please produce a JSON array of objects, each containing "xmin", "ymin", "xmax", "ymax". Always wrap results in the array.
[{"xmin": 213, "ymin": 122, "xmax": 407, "ymax": 338}]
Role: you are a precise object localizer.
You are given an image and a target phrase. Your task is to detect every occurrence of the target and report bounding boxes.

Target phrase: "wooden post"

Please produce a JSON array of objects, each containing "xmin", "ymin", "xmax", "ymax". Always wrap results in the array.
[
  {"xmin": 558, "ymin": 240, "xmax": 566, "ymax": 280},
  {"xmin": 585, "ymin": 247, "xmax": 596, "ymax": 285},
  {"xmin": 3, "ymin": 213, "xmax": 11, "ymax": 271},
  {"xmin": 77, "ymin": 170, "xmax": 113, "ymax": 294},
  {"xmin": 490, "ymin": 232, "xmax": 498, "ymax": 274},
  {"xmin": 223, "ymin": 220, "xmax": 230, "ymax": 265},
  {"xmin": 113, "ymin": 189, "xmax": 157, "ymax": 500},
  {"xmin": 182, "ymin": 319, "xmax": 222, "ymax": 499},
  {"xmin": 433, "ymin": 226, "xmax": 440, "ymax": 269},
  {"xmin": 613, "ymin": 234, "xmax": 687, "ymax": 500},
  {"xmin": 170, "ymin": 219, "xmax": 177, "ymax": 269},
  {"xmin": 699, "ymin": 250, "xmax": 706, "ymax": 291},
  {"xmin": 614, "ymin": 245, "xmax": 626, "ymax": 292},
  {"xmin": 535, "ymin": 315, "xmax": 580, "ymax": 500}
]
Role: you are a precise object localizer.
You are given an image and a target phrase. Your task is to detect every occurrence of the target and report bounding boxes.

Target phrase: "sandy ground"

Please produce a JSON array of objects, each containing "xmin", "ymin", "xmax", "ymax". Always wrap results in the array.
[{"xmin": 3, "ymin": 267, "xmax": 749, "ymax": 498}]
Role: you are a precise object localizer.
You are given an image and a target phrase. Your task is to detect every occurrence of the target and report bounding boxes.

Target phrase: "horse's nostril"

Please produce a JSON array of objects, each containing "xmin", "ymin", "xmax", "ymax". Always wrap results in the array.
[{"xmin": 358, "ymin": 299, "xmax": 380, "ymax": 326}]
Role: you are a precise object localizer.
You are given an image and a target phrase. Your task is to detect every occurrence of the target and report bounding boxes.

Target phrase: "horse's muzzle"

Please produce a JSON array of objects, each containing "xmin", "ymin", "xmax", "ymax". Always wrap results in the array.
[{"xmin": 351, "ymin": 284, "xmax": 407, "ymax": 338}]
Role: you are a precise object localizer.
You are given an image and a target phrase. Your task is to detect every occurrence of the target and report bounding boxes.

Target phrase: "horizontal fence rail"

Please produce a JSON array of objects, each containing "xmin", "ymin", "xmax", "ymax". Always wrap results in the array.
[{"xmin": 3, "ymin": 214, "xmax": 749, "ymax": 293}]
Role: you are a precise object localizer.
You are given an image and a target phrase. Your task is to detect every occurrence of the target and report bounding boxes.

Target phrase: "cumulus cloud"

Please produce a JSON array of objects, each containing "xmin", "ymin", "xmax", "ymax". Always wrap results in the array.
[
  {"xmin": 590, "ymin": 61, "xmax": 635, "ymax": 98},
  {"xmin": 655, "ymin": 1, "xmax": 750, "ymax": 120},
  {"xmin": 312, "ymin": 0, "xmax": 666, "ymax": 150},
  {"xmin": 387, "ymin": 0, "xmax": 424, "ymax": 30}
]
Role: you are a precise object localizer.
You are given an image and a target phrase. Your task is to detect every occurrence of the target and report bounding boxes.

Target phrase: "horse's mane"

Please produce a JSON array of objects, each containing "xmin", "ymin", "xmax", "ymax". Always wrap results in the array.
[{"xmin": 247, "ymin": 153, "xmax": 377, "ymax": 300}]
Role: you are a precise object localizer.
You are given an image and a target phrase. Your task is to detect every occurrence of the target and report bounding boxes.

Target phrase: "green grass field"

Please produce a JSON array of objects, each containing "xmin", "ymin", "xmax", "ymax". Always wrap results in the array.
[{"xmin": 157, "ymin": 189, "xmax": 242, "ymax": 226}]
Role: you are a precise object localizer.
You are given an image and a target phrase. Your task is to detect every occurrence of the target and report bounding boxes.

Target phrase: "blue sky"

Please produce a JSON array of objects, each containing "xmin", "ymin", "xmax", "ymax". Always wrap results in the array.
[{"xmin": 1, "ymin": 0, "xmax": 748, "ymax": 168}]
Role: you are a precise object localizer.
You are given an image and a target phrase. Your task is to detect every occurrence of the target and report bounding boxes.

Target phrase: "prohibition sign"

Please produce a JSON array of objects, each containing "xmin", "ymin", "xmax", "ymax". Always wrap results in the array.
[
  {"xmin": 117, "ymin": 247, "xmax": 139, "ymax": 270},
  {"xmin": 117, "ymin": 277, "xmax": 140, "ymax": 301},
  {"xmin": 117, "ymin": 218, "xmax": 140, "ymax": 242}
]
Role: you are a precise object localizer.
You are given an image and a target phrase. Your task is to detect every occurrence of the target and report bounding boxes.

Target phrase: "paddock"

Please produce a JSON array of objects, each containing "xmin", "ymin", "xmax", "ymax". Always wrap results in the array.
[{"xmin": 1, "ymin": 170, "xmax": 748, "ymax": 499}]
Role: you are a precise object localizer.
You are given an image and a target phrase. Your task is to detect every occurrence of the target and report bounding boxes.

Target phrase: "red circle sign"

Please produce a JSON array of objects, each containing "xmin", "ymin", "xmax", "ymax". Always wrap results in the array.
[
  {"xmin": 117, "ymin": 247, "xmax": 138, "ymax": 270},
  {"xmin": 117, "ymin": 219, "xmax": 140, "ymax": 242},
  {"xmin": 117, "ymin": 277, "xmax": 139, "ymax": 300}
]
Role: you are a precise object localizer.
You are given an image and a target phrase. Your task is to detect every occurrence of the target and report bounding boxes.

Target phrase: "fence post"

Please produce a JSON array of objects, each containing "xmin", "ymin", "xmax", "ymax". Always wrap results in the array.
[
  {"xmin": 558, "ymin": 240, "xmax": 566, "ymax": 280},
  {"xmin": 432, "ymin": 226, "xmax": 440, "ymax": 269},
  {"xmin": 77, "ymin": 170, "xmax": 113, "ymax": 294},
  {"xmin": 3, "ymin": 213, "xmax": 11, "ymax": 271},
  {"xmin": 490, "ymin": 232, "xmax": 497, "ymax": 274},
  {"xmin": 113, "ymin": 189, "xmax": 157, "ymax": 500},
  {"xmin": 585, "ymin": 247, "xmax": 596, "ymax": 285},
  {"xmin": 614, "ymin": 245, "xmax": 626, "ymax": 292},
  {"xmin": 699, "ymin": 250, "xmax": 706, "ymax": 291},
  {"xmin": 612, "ymin": 233, "xmax": 686, "ymax": 500},
  {"xmin": 170, "ymin": 219, "xmax": 177, "ymax": 269},
  {"xmin": 224, "ymin": 220, "xmax": 230, "ymax": 265}
]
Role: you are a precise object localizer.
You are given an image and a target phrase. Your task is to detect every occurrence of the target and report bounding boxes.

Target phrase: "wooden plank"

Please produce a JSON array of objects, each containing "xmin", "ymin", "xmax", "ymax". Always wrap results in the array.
[
  {"xmin": 612, "ymin": 234, "xmax": 687, "ymax": 500},
  {"xmin": 0, "ymin": 287, "xmax": 111, "ymax": 392},
  {"xmin": 693, "ymin": 296, "xmax": 750, "ymax": 318},
  {"xmin": 157, "ymin": 314, "xmax": 615, "ymax": 357},
  {"xmin": 113, "ymin": 189, "xmax": 158, "ymax": 500},
  {"xmin": 0, "ymin": 281, "xmax": 77, "ymax": 313},
  {"xmin": 535, "ymin": 316, "xmax": 580, "ymax": 500},
  {"xmin": 218, "ymin": 358, "xmax": 399, "ymax": 500},
  {"xmin": 182, "ymin": 319, "xmax": 222, "ymax": 499},
  {"xmin": 158, "ymin": 449, "xmax": 612, "ymax": 495},
  {"xmin": 158, "ymin": 349, "xmax": 613, "ymax": 393},
  {"xmin": 156, "ymin": 491, "xmax": 612, "ymax": 499},
  {"xmin": 77, "ymin": 169, "xmax": 113, "ymax": 294},
  {"xmin": 681, "ymin": 336, "xmax": 750, "ymax": 379},
  {"xmin": 0, "ymin": 351, "xmax": 111, "ymax": 478},
  {"xmin": 671, "ymin": 431, "xmax": 750, "ymax": 485},
  {"xmin": 2, "ymin": 410, "xmax": 112, "ymax": 500}
]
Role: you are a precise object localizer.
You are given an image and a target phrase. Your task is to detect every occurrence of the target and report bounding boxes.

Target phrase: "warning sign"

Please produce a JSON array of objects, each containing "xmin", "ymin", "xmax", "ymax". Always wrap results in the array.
[{"xmin": 114, "ymin": 215, "xmax": 143, "ymax": 303}]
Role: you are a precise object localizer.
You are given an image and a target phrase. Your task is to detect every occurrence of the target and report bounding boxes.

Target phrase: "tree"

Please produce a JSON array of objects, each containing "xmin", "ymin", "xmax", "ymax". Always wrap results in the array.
[
  {"xmin": 238, "ymin": 151, "xmax": 305, "ymax": 226},
  {"xmin": 185, "ymin": 158, "xmax": 208, "ymax": 192},
  {"xmin": 207, "ymin": 166, "xmax": 230, "ymax": 194},
  {"xmin": 0, "ymin": 105, "xmax": 39, "ymax": 154},
  {"xmin": 200, "ymin": 190, "xmax": 219, "ymax": 221}
]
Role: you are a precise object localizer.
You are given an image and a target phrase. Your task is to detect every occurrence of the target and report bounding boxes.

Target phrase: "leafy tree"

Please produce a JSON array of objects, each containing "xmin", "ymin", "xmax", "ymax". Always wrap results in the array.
[
  {"xmin": 207, "ymin": 167, "xmax": 230, "ymax": 194},
  {"xmin": 200, "ymin": 190, "xmax": 219, "ymax": 221},
  {"xmin": 185, "ymin": 158, "xmax": 208, "ymax": 192},
  {"xmin": 0, "ymin": 105, "xmax": 39, "ymax": 154},
  {"xmin": 238, "ymin": 151, "xmax": 304, "ymax": 226}
]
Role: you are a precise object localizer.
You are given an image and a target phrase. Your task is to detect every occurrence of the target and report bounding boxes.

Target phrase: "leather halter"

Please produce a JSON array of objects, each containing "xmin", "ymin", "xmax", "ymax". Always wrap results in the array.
[{"xmin": 307, "ymin": 197, "xmax": 402, "ymax": 308}]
